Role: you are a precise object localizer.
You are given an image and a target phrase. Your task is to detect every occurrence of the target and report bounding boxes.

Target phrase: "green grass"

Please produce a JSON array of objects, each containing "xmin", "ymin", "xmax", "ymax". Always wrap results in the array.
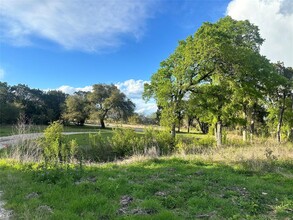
[
  {"xmin": 0, "ymin": 124, "xmax": 48, "ymax": 137},
  {"xmin": 0, "ymin": 125, "xmax": 15, "ymax": 137},
  {"xmin": 0, "ymin": 156, "xmax": 292, "ymax": 219},
  {"xmin": 65, "ymin": 130, "xmax": 114, "ymax": 146}
]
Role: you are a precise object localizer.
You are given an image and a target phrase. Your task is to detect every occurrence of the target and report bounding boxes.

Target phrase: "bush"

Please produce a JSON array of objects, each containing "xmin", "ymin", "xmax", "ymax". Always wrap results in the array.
[
  {"xmin": 175, "ymin": 135, "xmax": 216, "ymax": 154},
  {"xmin": 110, "ymin": 128, "xmax": 141, "ymax": 158},
  {"xmin": 155, "ymin": 130, "xmax": 175, "ymax": 155},
  {"xmin": 195, "ymin": 136, "xmax": 215, "ymax": 148},
  {"xmin": 141, "ymin": 128, "xmax": 175, "ymax": 156},
  {"xmin": 176, "ymin": 136, "xmax": 194, "ymax": 154},
  {"xmin": 42, "ymin": 121, "xmax": 77, "ymax": 164},
  {"xmin": 142, "ymin": 127, "xmax": 159, "ymax": 154},
  {"xmin": 78, "ymin": 132, "xmax": 114, "ymax": 162}
]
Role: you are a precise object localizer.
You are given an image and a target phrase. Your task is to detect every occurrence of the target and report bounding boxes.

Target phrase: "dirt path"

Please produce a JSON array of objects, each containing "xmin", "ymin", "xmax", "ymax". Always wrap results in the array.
[
  {"xmin": 0, "ymin": 132, "xmax": 97, "ymax": 150},
  {"xmin": 0, "ymin": 191, "xmax": 12, "ymax": 220}
]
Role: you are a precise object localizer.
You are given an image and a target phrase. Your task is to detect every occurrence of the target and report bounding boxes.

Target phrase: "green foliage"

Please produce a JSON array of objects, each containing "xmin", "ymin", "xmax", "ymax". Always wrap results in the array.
[
  {"xmin": 267, "ymin": 63, "xmax": 293, "ymax": 142},
  {"xmin": 0, "ymin": 83, "xmax": 66, "ymax": 124},
  {"xmin": 33, "ymin": 164, "xmax": 83, "ymax": 184},
  {"xmin": 79, "ymin": 132, "xmax": 114, "ymax": 162},
  {"xmin": 195, "ymin": 135, "xmax": 216, "ymax": 148},
  {"xmin": 176, "ymin": 135, "xmax": 216, "ymax": 154},
  {"xmin": 88, "ymin": 84, "xmax": 135, "ymax": 128},
  {"xmin": 62, "ymin": 92, "xmax": 89, "ymax": 126},
  {"xmin": 155, "ymin": 129, "xmax": 176, "ymax": 155},
  {"xmin": 42, "ymin": 121, "xmax": 77, "ymax": 164},
  {"xmin": 110, "ymin": 128, "xmax": 141, "ymax": 158},
  {"xmin": 141, "ymin": 127, "xmax": 175, "ymax": 155}
]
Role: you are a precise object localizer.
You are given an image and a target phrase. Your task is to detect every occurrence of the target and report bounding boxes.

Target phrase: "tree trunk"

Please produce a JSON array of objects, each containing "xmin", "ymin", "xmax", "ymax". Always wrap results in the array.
[
  {"xmin": 277, "ymin": 106, "xmax": 285, "ymax": 143},
  {"xmin": 214, "ymin": 125, "xmax": 217, "ymax": 140},
  {"xmin": 187, "ymin": 117, "xmax": 193, "ymax": 133},
  {"xmin": 250, "ymin": 120, "xmax": 255, "ymax": 142},
  {"xmin": 196, "ymin": 118, "xmax": 209, "ymax": 134},
  {"xmin": 100, "ymin": 118, "xmax": 106, "ymax": 129},
  {"xmin": 216, "ymin": 120, "xmax": 222, "ymax": 147},
  {"xmin": 289, "ymin": 128, "xmax": 293, "ymax": 141},
  {"xmin": 171, "ymin": 123, "xmax": 176, "ymax": 138},
  {"xmin": 277, "ymin": 93, "xmax": 286, "ymax": 143},
  {"xmin": 242, "ymin": 110, "xmax": 248, "ymax": 142},
  {"xmin": 242, "ymin": 129, "xmax": 247, "ymax": 142}
]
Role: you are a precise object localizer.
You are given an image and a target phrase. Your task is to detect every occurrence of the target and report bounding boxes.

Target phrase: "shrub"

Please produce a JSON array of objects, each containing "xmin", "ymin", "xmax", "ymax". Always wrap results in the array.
[
  {"xmin": 42, "ymin": 121, "xmax": 77, "ymax": 164},
  {"xmin": 110, "ymin": 128, "xmax": 141, "ymax": 158},
  {"xmin": 175, "ymin": 136, "xmax": 194, "ymax": 154},
  {"xmin": 78, "ymin": 132, "xmax": 114, "ymax": 162},
  {"xmin": 195, "ymin": 136, "xmax": 216, "ymax": 148},
  {"xmin": 155, "ymin": 129, "xmax": 175, "ymax": 155},
  {"xmin": 142, "ymin": 127, "xmax": 159, "ymax": 154},
  {"xmin": 141, "ymin": 128, "xmax": 175, "ymax": 156}
]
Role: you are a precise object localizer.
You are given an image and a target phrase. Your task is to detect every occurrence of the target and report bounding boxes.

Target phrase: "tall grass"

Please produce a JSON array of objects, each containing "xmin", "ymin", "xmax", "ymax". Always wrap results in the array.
[{"xmin": 1, "ymin": 117, "xmax": 43, "ymax": 163}]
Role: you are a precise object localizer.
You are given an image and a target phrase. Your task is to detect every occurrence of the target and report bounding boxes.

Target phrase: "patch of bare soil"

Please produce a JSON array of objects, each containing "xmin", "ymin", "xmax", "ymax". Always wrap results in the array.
[{"xmin": 0, "ymin": 191, "xmax": 12, "ymax": 220}]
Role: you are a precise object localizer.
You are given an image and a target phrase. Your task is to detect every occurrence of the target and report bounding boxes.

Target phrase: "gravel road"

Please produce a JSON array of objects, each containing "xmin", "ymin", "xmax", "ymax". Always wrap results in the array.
[{"xmin": 0, "ymin": 132, "xmax": 97, "ymax": 150}]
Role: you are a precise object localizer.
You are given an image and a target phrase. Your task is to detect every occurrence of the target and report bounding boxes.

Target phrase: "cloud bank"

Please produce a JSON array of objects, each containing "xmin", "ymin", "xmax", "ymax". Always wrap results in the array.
[
  {"xmin": 47, "ymin": 79, "xmax": 157, "ymax": 115},
  {"xmin": 227, "ymin": 0, "xmax": 293, "ymax": 67},
  {"xmin": 0, "ymin": 0, "xmax": 156, "ymax": 51},
  {"xmin": 49, "ymin": 85, "xmax": 93, "ymax": 95}
]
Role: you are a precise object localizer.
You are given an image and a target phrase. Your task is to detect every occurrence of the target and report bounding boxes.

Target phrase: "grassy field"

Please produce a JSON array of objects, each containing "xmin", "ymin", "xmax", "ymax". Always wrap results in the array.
[
  {"xmin": 0, "ymin": 144, "xmax": 292, "ymax": 219},
  {"xmin": 1, "ymin": 123, "xmax": 292, "ymax": 219},
  {"xmin": 64, "ymin": 129, "xmax": 114, "ymax": 146}
]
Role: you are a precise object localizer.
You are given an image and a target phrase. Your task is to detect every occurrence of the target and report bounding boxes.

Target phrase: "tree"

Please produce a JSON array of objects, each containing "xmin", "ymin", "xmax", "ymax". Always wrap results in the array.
[
  {"xmin": 187, "ymin": 16, "xmax": 272, "ymax": 146},
  {"xmin": 0, "ymin": 82, "xmax": 19, "ymax": 124},
  {"xmin": 44, "ymin": 90, "xmax": 67, "ymax": 122},
  {"xmin": 143, "ymin": 36, "xmax": 214, "ymax": 139},
  {"xmin": 62, "ymin": 91, "xmax": 89, "ymax": 126},
  {"xmin": 11, "ymin": 84, "xmax": 48, "ymax": 124},
  {"xmin": 144, "ymin": 16, "xmax": 271, "ymax": 147},
  {"xmin": 268, "ymin": 63, "xmax": 293, "ymax": 143},
  {"xmin": 88, "ymin": 84, "xmax": 135, "ymax": 129}
]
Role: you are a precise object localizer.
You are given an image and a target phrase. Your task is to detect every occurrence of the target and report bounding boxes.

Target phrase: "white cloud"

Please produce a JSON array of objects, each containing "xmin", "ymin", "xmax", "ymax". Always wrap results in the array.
[
  {"xmin": 115, "ymin": 79, "xmax": 148, "ymax": 99},
  {"xmin": 0, "ymin": 0, "xmax": 156, "ymax": 51},
  {"xmin": 227, "ymin": 0, "xmax": 293, "ymax": 67},
  {"xmin": 46, "ymin": 85, "xmax": 93, "ymax": 95},
  {"xmin": 115, "ymin": 79, "xmax": 157, "ymax": 115},
  {"xmin": 132, "ymin": 98, "xmax": 157, "ymax": 115},
  {"xmin": 0, "ymin": 68, "xmax": 5, "ymax": 80}
]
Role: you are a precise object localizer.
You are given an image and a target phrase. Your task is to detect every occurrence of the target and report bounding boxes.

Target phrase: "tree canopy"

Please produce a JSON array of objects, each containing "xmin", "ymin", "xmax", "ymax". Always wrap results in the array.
[
  {"xmin": 88, "ymin": 84, "xmax": 135, "ymax": 128},
  {"xmin": 144, "ymin": 16, "xmax": 291, "ymax": 145}
]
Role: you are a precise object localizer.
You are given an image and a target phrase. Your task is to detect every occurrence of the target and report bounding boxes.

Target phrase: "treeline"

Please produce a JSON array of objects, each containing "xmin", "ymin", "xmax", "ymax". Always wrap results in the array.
[
  {"xmin": 0, "ymin": 83, "xmax": 66, "ymax": 124},
  {"xmin": 144, "ymin": 16, "xmax": 293, "ymax": 144},
  {"xmin": 0, "ymin": 83, "xmax": 136, "ymax": 127}
]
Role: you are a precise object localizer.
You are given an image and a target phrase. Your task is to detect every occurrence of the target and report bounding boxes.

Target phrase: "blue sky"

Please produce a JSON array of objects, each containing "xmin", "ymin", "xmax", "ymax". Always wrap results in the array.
[{"xmin": 0, "ymin": 0, "xmax": 292, "ymax": 114}]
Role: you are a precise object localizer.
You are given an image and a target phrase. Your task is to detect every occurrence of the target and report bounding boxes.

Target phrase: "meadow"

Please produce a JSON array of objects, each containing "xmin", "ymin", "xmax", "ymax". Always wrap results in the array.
[{"xmin": 0, "ymin": 123, "xmax": 292, "ymax": 219}]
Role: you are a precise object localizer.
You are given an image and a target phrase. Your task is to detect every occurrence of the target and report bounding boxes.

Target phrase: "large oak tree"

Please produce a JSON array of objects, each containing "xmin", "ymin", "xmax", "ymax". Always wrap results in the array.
[{"xmin": 88, "ymin": 84, "xmax": 135, "ymax": 129}]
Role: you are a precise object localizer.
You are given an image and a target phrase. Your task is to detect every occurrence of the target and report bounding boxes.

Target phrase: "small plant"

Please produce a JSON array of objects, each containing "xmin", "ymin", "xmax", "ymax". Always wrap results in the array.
[
  {"xmin": 42, "ymin": 121, "xmax": 77, "ymax": 165},
  {"xmin": 265, "ymin": 148, "xmax": 277, "ymax": 161},
  {"xmin": 33, "ymin": 164, "xmax": 83, "ymax": 184},
  {"xmin": 2, "ymin": 114, "xmax": 43, "ymax": 162}
]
